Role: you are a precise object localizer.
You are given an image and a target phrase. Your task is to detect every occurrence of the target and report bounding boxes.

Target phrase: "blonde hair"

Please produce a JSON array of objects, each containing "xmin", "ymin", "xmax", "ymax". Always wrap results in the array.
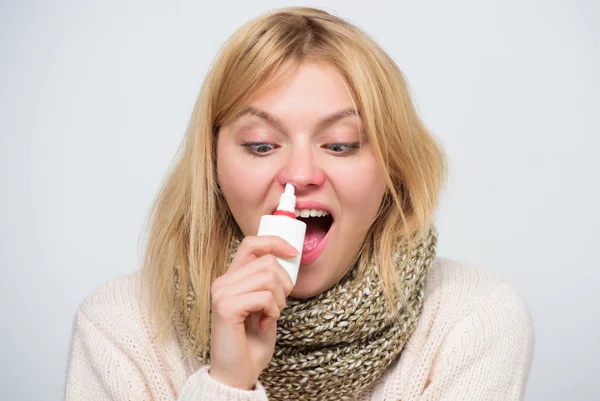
[{"xmin": 141, "ymin": 7, "xmax": 447, "ymax": 354}]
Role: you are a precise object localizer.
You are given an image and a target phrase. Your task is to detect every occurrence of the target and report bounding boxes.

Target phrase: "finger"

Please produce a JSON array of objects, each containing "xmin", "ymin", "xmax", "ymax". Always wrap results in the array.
[
  {"xmin": 218, "ymin": 254, "xmax": 295, "ymax": 297},
  {"xmin": 258, "ymin": 314, "xmax": 278, "ymax": 331},
  {"xmin": 210, "ymin": 255, "xmax": 293, "ymax": 314},
  {"xmin": 213, "ymin": 290, "xmax": 280, "ymax": 326},
  {"xmin": 229, "ymin": 235, "xmax": 298, "ymax": 271},
  {"xmin": 224, "ymin": 264, "xmax": 287, "ymax": 311},
  {"xmin": 218, "ymin": 254, "xmax": 294, "ymax": 296}
]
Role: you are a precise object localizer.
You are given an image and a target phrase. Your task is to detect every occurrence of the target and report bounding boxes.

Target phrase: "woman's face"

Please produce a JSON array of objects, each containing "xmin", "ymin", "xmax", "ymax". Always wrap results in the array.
[{"xmin": 216, "ymin": 61, "xmax": 387, "ymax": 299}]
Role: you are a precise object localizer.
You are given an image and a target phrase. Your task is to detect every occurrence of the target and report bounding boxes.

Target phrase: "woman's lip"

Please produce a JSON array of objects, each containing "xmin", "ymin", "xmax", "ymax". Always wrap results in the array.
[{"xmin": 300, "ymin": 222, "xmax": 334, "ymax": 265}]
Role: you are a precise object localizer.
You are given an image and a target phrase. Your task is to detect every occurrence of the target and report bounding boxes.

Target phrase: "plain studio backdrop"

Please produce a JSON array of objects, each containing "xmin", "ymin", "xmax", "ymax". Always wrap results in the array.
[{"xmin": 1, "ymin": 0, "xmax": 598, "ymax": 400}]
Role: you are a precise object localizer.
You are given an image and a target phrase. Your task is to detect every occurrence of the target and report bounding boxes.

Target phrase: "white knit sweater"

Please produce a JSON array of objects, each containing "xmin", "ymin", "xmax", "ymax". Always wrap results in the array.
[{"xmin": 64, "ymin": 257, "xmax": 534, "ymax": 400}]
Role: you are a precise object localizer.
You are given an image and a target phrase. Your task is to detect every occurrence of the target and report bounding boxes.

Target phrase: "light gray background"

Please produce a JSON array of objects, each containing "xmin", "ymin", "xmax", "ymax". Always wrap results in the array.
[{"xmin": 1, "ymin": 0, "xmax": 598, "ymax": 400}]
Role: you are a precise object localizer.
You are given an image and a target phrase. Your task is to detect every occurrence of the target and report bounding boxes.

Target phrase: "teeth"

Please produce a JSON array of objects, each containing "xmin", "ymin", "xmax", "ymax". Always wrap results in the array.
[{"xmin": 294, "ymin": 209, "xmax": 330, "ymax": 218}]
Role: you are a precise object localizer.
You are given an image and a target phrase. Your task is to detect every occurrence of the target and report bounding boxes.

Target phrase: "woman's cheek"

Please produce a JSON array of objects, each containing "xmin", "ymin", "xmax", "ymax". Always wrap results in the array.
[
  {"xmin": 335, "ymin": 159, "xmax": 385, "ymax": 210},
  {"xmin": 227, "ymin": 157, "xmax": 280, "ymax": 204}
]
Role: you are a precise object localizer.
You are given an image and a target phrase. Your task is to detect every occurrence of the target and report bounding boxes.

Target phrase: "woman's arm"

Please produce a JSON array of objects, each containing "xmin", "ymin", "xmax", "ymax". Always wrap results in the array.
[
  {"xmin": 179, "ymin": 366, "xmax": 268, "ymax": 401},
  {"xmin": 419, "ymin": 282, "xmax": 535, "ymax": 400},
  {"xmin": 65, "ymin": 310, "xmax": 157, "ymax": 400},
  {"xmin": 65, "ymin": 308, "xmax": 269, "ymax": 400}
]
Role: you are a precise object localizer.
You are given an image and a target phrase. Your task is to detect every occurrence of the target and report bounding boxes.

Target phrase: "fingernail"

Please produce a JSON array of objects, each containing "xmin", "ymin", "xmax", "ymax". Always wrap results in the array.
[{"xmin": 287, "ymin": 245, "xmax": 299, "ymax": 256}]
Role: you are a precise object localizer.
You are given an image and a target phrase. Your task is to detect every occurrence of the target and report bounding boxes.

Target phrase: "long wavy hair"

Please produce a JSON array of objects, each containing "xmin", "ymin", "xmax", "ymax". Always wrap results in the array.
[{"xmin": 141, "ymin": 7, "xmax": 447, "ymax": 354}]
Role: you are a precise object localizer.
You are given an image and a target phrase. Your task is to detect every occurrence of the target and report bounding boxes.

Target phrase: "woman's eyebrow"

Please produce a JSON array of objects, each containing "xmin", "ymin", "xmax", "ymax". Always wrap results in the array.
[{"xmin": 235, "ymin": 106, "xmax": 360, "ymax": 131}]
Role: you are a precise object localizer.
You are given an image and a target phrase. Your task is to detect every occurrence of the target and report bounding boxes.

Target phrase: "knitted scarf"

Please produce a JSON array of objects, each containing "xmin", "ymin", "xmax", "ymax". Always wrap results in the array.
[{"xmin": 175, "ymin": 227, "xmax": 438, "ymax": 400}]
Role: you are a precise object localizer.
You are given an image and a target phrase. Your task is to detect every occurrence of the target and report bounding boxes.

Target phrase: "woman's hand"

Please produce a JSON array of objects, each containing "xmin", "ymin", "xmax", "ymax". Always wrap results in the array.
[{"xmin": 208, "ymin": 235, "xmax": 297, "ymax": 390}]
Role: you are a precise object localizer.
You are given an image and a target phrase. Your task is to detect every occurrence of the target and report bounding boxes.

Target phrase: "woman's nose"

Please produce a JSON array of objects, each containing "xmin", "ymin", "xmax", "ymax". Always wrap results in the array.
[{"xmin": 276, "ymin": 146, "xmax": 325, "ymax": 191}]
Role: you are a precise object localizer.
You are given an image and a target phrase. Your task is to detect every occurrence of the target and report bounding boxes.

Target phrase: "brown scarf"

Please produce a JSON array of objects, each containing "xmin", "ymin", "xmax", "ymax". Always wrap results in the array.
[{"xmin": 175, "ymin": 227, "xmax": 437, "ymax": 400}]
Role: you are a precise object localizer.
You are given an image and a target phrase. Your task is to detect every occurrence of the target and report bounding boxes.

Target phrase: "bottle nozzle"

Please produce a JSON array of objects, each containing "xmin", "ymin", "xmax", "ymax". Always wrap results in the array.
[
  {"xmin": 276, "ymin": 183, "xmax": 296, "ymax": 214},
  {"xmin": 284, "ymin": 183, "xmax": 295, "ymax": 197}
]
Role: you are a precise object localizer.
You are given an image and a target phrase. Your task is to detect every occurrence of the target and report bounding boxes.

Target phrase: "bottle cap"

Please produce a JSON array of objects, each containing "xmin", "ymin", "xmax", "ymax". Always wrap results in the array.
[{"xmin": 277, "ymin": 183, "xmax": 296, "ymax": 214}]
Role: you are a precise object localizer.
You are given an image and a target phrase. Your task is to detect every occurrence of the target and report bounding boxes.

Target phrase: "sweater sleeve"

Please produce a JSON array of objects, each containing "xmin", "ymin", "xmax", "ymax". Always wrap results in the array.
[
  {"xmin": 420, "ymin": 283, "xmax": 535, "ymax": 401},
  {"xmin": 179, "ymin": 367, "xmax": 269, "ymax": 401},
  {"xmin": 65, "ymin": 310, "xmax": 269, "ymax": 401}
]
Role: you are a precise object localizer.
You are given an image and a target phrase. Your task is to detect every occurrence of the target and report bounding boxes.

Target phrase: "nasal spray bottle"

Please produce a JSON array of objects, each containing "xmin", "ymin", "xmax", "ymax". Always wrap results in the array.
[{"xmin": 257, "ymin": 183, "xmax": 306, "ymax": 285}]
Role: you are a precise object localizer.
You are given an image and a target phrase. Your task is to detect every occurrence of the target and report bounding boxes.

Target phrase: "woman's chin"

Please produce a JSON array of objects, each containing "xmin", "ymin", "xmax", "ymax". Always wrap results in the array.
[
  {"xmin": 289, "ymin": 245, "xmax": 340, "ymax": 299},
  {"xmin": 288, "ymin": 274, "xmax": 327, "ymax": 299}
]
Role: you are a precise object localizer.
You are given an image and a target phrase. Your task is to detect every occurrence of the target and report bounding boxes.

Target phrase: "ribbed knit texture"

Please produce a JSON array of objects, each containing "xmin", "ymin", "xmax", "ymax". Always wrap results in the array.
[
  {"xmin": 64, "ymin": 258, "xmax": 535, "ymax": 400},
  {"xmin": 176, "ymin": 228, "xmax": 438, "ymax": 401}
]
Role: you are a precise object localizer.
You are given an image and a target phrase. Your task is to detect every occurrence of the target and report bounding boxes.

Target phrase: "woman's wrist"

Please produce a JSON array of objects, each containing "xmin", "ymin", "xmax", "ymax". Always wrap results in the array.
[{"xmin": 208, "ymin": 367, "xmax": 257, "ymax": 391}]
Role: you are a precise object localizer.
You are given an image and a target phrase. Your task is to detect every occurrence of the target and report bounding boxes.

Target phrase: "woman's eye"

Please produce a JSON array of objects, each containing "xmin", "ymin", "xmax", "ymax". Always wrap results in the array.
[
  {"xmin": 324, "ymin": 142, "xmax": 360, "ymax": 154},
  {"xmin": 242, "ymin": 142, "xmax": 277, "ymax": 155}
]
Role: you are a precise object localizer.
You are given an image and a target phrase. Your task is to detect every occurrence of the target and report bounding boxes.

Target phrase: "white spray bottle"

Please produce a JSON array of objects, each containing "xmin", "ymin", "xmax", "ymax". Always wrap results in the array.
[{"xmin": 256, "ymin": 183, "xmax": 306, "ymax": 285}]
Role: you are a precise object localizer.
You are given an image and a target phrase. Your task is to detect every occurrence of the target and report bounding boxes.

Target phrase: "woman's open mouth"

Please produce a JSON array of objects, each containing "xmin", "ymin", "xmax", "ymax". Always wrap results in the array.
[{"xmin": 296, "ymin": 209, "xmax": 334, "ymax": 265}]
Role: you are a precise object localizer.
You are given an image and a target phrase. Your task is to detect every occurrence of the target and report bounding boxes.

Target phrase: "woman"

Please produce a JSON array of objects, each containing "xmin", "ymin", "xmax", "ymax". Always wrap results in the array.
[{"xmin": 65, "ymin": 7, "xmax": 534, "ymax": 401}]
